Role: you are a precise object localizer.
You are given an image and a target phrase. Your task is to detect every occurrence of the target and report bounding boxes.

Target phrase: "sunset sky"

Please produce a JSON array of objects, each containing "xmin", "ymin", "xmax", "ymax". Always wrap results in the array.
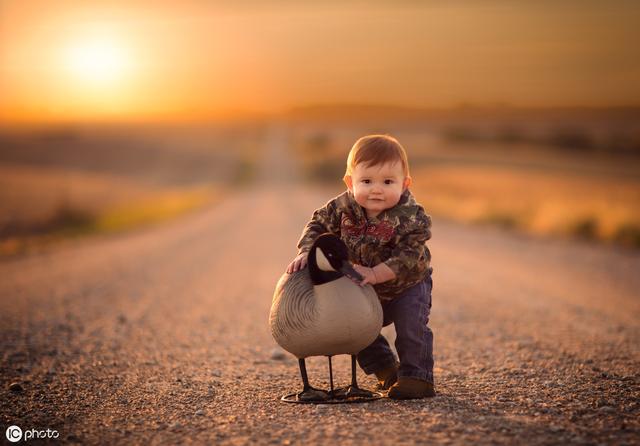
[{"xmin": 1, "ymin": 0, "xmax": 639, "ymax": 123}]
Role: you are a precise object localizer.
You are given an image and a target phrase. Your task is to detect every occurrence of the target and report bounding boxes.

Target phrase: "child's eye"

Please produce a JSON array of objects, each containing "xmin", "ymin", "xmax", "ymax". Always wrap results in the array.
[
  {"xmin": 384, "ymin": 179, "xmax": 394, "ymax": 185},
  {"xmin": 362, "ymin": 179, "xmax": 371, "ymax": 184}
]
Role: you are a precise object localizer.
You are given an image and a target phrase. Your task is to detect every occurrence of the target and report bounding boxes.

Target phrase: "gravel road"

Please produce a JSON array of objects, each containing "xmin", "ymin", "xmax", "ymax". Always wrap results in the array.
[{"xmin": 1, "ymin": 128, "xmax": 639, "ymax": 445}]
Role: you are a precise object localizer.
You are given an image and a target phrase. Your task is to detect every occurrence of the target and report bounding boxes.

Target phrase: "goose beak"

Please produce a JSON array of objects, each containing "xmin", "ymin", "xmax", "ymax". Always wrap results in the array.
[{"xmin": 339, "ymin": 261, "xmax": 364, "ymax": 282}]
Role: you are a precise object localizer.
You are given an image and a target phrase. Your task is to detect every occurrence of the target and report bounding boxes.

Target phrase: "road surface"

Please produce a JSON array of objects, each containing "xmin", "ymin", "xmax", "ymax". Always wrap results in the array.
[{"xmin": 1, "ymin": 127, "xmax": 639, "ymax": 445}]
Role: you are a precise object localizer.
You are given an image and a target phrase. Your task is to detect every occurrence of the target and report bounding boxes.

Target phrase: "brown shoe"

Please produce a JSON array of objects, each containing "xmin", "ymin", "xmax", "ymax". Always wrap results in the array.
[
  {"xmin": 374, "ymin": 363, "xmax": 399, "ymax": 390},
  {"xmin": 388, "ymin": 377, "xmax": 435, "ymax": 399}
]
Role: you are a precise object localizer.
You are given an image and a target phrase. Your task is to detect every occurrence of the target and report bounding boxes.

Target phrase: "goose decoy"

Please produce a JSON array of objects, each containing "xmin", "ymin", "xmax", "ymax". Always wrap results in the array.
[{"xmin": 270, "ymin": 233, "xmax": 383, "ymax": 402}]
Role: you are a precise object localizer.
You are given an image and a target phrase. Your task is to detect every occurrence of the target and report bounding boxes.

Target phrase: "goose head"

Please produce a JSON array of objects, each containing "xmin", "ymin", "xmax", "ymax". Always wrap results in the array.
[{"xmin": 307, "ymin": 233, "xmax": 363, "ymax": 285}]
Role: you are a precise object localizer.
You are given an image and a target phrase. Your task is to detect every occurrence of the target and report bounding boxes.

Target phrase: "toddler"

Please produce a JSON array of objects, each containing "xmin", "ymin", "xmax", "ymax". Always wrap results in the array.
[{"xmin": 286, "ymin": 134, "xmax": 435, "ymax": 399}]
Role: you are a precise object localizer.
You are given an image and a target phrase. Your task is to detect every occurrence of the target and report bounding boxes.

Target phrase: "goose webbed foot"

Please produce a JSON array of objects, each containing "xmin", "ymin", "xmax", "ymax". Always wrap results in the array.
[
  {"xmin": 296, "ymin": 387, "xmax": 330, "ymax": 402},
  {"xmin": 345, "ymin": 384, "xmax": 377, "ymax": 398},
  {"xmin": 332, "ymin": 384, "xmax": 376, "ymax": 399},
  {"xmin": 296, "ymin": 358, "xmax": 329, "ymax": 401},
  {"xmin": 331, "ymin": 355, "xmax": 378, "ymax": 399}
]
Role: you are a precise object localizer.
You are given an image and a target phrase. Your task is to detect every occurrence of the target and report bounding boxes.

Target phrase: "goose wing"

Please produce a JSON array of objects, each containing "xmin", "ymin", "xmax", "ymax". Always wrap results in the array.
[{"xmin": 269, "ymin": 270, "xmax": 318, "ymax": 348}]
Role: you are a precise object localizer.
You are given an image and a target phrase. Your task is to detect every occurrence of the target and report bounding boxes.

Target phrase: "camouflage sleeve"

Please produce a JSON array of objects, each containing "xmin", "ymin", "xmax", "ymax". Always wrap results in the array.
[
  {"xmin": 296, "ymin": 199, "xmax": 341, "ymax": 255},
  {"xmin": 383, "ymin": 211, "xmax": 432, "ymax": 281}
]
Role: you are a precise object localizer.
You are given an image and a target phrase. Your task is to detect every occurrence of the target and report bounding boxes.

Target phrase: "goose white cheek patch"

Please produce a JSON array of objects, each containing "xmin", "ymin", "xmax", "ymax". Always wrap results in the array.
[{"xmin": 315, "ymin": 248, "xmax": 336, "ymax": 272}]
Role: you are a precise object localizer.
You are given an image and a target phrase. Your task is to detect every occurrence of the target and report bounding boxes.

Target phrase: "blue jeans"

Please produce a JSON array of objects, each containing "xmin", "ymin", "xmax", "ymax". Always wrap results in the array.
[{"xmin": 357, "ymin": 275, "xmax": 434, "ymax": 383}]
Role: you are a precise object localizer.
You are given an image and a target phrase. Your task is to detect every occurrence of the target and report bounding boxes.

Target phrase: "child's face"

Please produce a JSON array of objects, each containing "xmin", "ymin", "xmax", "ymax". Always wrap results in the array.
[{"xmin": 344, "ymin": 161, "xmax": 411, "ymax": 218}]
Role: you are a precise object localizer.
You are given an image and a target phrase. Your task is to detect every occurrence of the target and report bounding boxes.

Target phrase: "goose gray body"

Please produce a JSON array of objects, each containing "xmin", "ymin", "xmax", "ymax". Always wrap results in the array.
[{"xmin": 270, "ymin": 268, "xmax": 383, "ymax": 359}]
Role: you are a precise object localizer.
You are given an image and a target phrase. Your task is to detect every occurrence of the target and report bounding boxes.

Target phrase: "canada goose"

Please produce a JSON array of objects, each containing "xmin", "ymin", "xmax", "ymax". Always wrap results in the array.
[{"xmin": 270, "ymin": 233, "xmax": 383, "ymax": 402}]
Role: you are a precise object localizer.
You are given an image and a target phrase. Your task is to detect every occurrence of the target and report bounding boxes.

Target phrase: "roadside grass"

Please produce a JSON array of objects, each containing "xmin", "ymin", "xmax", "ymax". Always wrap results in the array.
[
  {"xmin": 94, "ymin": 186, "xmax": 216, "ymax": 233},
  {"xmin": 0, "ymin": 163, "xmax": 226, "ymax": 257},
  {"xmin": 410, "ymin": 165, "xmax": 640, "ymax": 248},
  {"xmin": 0, "ymin": 185, "xmax": 219, "ymax": 257},
  {"xmin": 0, "ymin": 123, "xmax": 268, "ymax": 258}
]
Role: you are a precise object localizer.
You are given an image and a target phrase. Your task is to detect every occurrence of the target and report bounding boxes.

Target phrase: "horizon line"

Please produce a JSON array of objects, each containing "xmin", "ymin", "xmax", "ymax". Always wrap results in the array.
[{"xmin": 2, "ymin": 102, "xmax": 640, "ymax": 128}]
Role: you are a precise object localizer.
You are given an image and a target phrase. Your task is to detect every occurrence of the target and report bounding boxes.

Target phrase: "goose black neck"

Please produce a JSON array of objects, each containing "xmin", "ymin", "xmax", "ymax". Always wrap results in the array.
[{"xmin": 307, "ymin": 247, "xmax": 343, "ymax": 285}]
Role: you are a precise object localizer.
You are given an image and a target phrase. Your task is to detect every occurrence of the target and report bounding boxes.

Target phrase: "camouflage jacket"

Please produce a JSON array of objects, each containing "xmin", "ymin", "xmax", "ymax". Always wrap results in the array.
[{"xmin": 296, "ymin": 189, "xmax": 432, "ymax": 300}]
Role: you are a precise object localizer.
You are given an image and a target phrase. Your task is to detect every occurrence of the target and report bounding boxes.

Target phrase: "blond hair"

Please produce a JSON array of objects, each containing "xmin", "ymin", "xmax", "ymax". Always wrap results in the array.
[{"xmin": 345, "ymin": 135, "xmax": 410, "ymax": 177}]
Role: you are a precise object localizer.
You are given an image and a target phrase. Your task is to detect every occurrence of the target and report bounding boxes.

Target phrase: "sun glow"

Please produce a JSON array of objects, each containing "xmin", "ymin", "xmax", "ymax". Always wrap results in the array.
[{"xmin": 64, "ymin": 36, "xmax": 130, "ymax": 85}]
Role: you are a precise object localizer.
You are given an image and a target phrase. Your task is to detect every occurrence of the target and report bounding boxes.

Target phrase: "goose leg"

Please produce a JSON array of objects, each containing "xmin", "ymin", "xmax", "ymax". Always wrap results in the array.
[
  {"xmin": 343, "ymin": 355, "xmax": 376, "ymax": 398},
  {"xmin": 296, "ymin": 358, "xmax": 329, "ymax": 402},
  {"xmin": 328, "ymin": 355, "xmax": 335, "ymax": 394}
]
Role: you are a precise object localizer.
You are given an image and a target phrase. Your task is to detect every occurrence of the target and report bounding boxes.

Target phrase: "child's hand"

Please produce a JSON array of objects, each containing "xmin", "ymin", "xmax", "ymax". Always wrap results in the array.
[
  {"xmin": 352, "ymin": 264, "xmax": 378, "ymax": 286},
  {"xmin": 351, "ymin": 263, "xmax": 396, "ymax": 286},
  {"xmin": 286, "ymin": 253, "xmax": 308, "ymax": 274}
]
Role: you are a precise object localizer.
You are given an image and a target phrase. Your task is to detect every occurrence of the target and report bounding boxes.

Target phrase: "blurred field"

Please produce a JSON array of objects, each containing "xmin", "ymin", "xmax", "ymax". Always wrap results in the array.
[
  {"xmin": 288, "ymin": 110, "xmax": 640, "ymax": 248},
  {"xmin": 0, "ymin": 122, "xmax": 266, "ymax": 256},
  {"xmin": 2, "ymin": 110, "xmax": 639, "ymax": 255},
  {"xmin": 411, "ymin": 164, "xmax": 640, "ymax": 247}
]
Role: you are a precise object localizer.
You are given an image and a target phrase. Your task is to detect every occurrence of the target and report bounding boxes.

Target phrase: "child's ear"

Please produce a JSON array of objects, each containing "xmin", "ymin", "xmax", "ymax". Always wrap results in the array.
[
  {"xmin": 403, "ymin": 176, "xmax": 412, "ymax": 191},
  {"xmin": 343, "ymin": 175, "xmax": 353, "ymax": 191}
]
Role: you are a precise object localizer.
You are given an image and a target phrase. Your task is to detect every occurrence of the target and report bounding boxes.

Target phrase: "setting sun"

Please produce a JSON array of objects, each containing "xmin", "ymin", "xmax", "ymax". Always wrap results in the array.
[
  {"xmin": 66, "ymin": 41, "xmax": 128, "ymax": 84},
  {"xmin": 64, "ymin": 37, "xmax": 130, "ymax": 85},
  {"xmin": 1, "ymin": 1, "xmax": 639, "ymax": 123}
]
